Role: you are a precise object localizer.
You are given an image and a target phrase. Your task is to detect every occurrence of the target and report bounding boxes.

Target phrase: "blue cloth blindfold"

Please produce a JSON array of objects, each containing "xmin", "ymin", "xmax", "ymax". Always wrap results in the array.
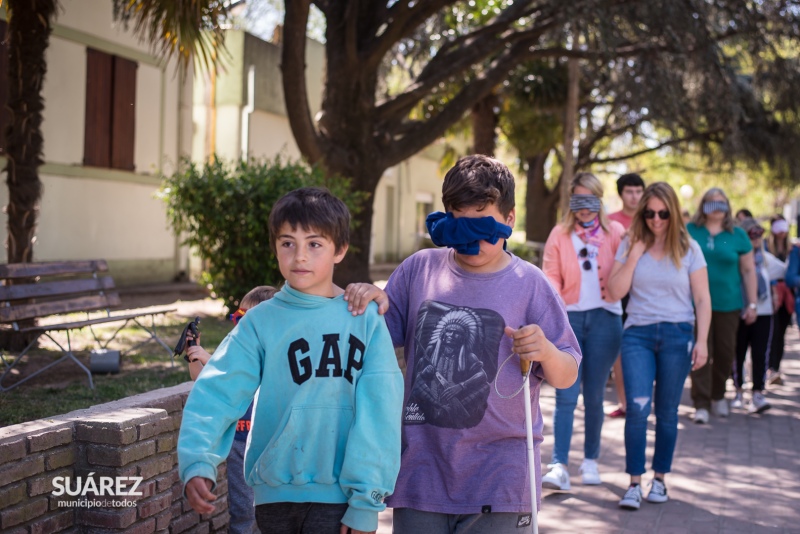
[{"xmin": 426, "ymin": 211, "xmax": 512, "ymax": 255}]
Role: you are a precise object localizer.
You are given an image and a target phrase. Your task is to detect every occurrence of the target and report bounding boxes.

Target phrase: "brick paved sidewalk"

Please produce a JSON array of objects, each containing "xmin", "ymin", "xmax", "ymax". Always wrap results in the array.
[{"xmin": 378, "ymin": 327, "xmax": 800, "ymax": 533}]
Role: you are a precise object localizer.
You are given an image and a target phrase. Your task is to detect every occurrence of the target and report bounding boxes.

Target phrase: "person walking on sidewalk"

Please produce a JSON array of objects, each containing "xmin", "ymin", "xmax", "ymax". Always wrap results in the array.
[
  {"xmin": 607, "ymin": 173, "xmax": 646, "ymax": 419},
  {"xmin": 732, "ymin": 218, "xmax": 785, "ymax": 413},
  {"xmin": 687, "ymin": 188, "xmax": 758, "ymax": 424},
  {"xmin": 767, "ymin": 215, "xmax": 793, "ymax": 386},
  {"xmin": 541, "ymin": 172, "xmax": 625, "ymax": 490},
  {"xmin": 608, "ymin": 182, "xmax": 711, "ymax": 510}
]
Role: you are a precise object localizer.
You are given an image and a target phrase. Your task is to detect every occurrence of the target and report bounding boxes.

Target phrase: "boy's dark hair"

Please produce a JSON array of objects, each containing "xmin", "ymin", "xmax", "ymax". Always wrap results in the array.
[
  {"xmin": 240, "ymin": 285, "xmax": 278, "ymax": 309},
  {"xmin": 268, "ymin": 187, "xmax": 350, "ymax": 254},
  {"xmin": 616, "ymin": 173, "xmax": 645, "ymax": 196},
  {"xmin": 441, "ymin": 155, "xmax": 515, "ymax": 217}
]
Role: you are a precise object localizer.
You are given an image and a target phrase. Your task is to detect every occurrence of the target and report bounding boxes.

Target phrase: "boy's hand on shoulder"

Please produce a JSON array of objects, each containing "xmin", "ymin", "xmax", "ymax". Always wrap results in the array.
[
  {"xmin": 343, "ymin": 283, "xmax": 389, "ymax": 316},
  {"xmin": 185, "ymin": 477, "xmax": 216, "ymax": 514},
  {"xmin": 504, "ymin": 324, "xmax": 556, "ymax": 363},
  {"xmin": 340, "ymin": 525, "xmax": 374, "ymax": 534}
]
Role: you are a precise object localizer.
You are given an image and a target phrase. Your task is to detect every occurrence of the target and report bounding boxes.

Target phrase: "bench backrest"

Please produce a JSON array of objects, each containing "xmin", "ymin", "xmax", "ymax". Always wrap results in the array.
[{"xmin": 0, "ymin": 260, "xmax": 121, "ymax": 325}]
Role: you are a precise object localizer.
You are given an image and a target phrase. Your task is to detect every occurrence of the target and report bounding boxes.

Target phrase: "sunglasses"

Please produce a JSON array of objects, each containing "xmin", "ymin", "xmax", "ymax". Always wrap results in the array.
[
  {"xmin": 579, "ymin": 248, "xmax": 591, "ymax": 271},
  {"xmin": 643, "ymin": 209, "xmax": 670, "ymax": 220},
  {"xmin": 229, "ymin": 308, "xmax": 246, "ymax": 325}
]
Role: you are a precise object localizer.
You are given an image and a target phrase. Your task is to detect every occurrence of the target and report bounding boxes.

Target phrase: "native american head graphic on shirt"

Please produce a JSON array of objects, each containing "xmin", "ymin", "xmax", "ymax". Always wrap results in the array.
[{"xmin": 405, "ymin": 300, "xmax": 505, "ymax": 429}]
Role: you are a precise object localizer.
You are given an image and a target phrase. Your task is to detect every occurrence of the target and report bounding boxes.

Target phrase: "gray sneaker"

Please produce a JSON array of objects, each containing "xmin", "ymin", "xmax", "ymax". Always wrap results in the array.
[
  {"xmin": 646, "ymin": 478, "xmax": 668, "ymax": 503},
  {"xmin": 693, "ymin": 408, "xmax": 709, "ymax": 424},
  {"xmin": 619, "ymin": 484, "xmax": 643, "ymax": 510},
  {"xmin": 712, "ymin": 398, "xmax": 729, "ymax": 417},
  {"xmin": 749, "ymin": 392, "xmax": 771, "ymax": 414}
]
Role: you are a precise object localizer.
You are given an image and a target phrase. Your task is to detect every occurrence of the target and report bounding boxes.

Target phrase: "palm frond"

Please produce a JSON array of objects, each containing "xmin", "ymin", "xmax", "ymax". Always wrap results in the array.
[{"xmin": 111, "ymin": 0, "xmax": 229, "ymax": 72}]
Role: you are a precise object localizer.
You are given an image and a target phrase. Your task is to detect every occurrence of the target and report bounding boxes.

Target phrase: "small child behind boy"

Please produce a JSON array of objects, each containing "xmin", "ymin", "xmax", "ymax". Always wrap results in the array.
[
  {"xmin": 178, "ymin": 187, "xmax": 403, "ymax": 534},
  {"xmin": 184, "ymin": 285, "xmax": 278, "ymax": 534}
]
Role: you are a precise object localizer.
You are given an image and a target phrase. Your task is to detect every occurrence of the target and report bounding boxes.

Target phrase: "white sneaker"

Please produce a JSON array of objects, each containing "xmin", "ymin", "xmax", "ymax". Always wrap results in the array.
[
  {"xmin": 712, "ymin": 398, "xmax": 729, "ymax": 417},
  {"xmin": 619, "ymin": 484, "xmax": 643, "ymax": 510},
  {"xmin": 693, "ymin": 408, "xmax": 709, "ymax": 424},
  {"xmin": 541, "ymin": 463, "xmax": 570, "ymax": 491},
  {"xmin": 580, "ymin": 459, "xmax": 601, "ymax": 485},
  {"xmin": 731, "ymin": 391, "xmax": 744, "ymax": 410},
  {"xmin": 748, "ymin": 392, "xmax": 772, "ymax": 414},
  {"xmin": 646, "ymin": 478, "xmax": 668, "ymax": 503}
]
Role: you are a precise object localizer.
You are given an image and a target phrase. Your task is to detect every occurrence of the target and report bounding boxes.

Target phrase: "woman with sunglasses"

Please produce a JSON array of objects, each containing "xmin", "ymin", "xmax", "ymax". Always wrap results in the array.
[
  {"xmin": 687, "ymin": 188, "xmax": 758, "ymax": 424},
  {"xmin": 608, "ymin": 182, "xmax": 711, "ymax": 509},
  {"xmin": 541, "ymin": 172, "xmax": 625, "ymax": 490}
]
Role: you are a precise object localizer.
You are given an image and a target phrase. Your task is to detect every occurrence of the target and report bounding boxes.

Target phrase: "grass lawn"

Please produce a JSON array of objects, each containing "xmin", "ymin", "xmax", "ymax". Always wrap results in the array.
[{"xmin": 0, "ymin": 307, "xmax": 233, "ymax": 427}]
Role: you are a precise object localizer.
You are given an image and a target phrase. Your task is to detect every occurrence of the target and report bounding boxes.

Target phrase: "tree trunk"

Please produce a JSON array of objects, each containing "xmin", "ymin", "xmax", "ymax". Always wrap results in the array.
[
  {"xmin": 5, "ymin": 0, "xmax": 52, "ymax": 263},
  {"xmin": 524, "ymin": 152, "xmax": 560, "ymax": 243},
  {"xmin": 471, "ymin": 92, "xmax": 498, "ymax": 156},
  {"xmin": 1, "ymin": 0, "xmax": 56, "ymax": 351},
  {"xmin": 333, "ymin": 168, "xmax": 381, "ymax": 286},
  {"xmin": 559, "ymin": 57, "xmax": 580, "ymax": 215}
]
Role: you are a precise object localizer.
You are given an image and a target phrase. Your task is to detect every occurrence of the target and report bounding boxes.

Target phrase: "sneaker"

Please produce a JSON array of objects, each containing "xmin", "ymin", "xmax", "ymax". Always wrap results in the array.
[
  {"xmin": 580, "ymin": 459, "xmax": 601, "ymax": 485},
  {"xmin": 693, "ymin": 408, "xmax": 709, "ymax": 424},
  {"xmin": 646, "ymin": 478, "xmax": 668, "ymax": 503},
  {"xmin": 541, "ymin": 463, "xmax": 570, "ymax": 491},
  {"xmin": 748, "ymin": 392, "xmax": 772, "ymax": 414},
  {"xmin": 731, "ymin": 391, "xmax": 744, "ymax": 410},
  {"xmin": 712, "ymin": 398, "xmax": 729, "ymax": 417},
  {"xmin": 767, "ymin": 369, "xmax": 783, "ymax": 386},
  {"xmin": 608, "ymin": 407, "xmax": 626, "ymax": 418},
  {"xmin": 619, "ymin": 484, "xmax": 643, "ymax": 510}
]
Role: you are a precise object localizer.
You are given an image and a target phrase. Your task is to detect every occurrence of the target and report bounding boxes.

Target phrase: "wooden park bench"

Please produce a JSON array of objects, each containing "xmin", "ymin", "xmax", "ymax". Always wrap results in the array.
[{"xmin": 0, "ymin": 260, "xmax": 177, "ymax": 392}]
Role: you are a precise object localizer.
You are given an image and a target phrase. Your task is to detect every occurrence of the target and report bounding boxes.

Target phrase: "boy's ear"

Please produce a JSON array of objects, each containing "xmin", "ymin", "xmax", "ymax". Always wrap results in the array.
[
  {"xmin": 506, "ymin": 208, "xmax": 516, "ymax": 228},
  {"xmin": 334, "ymin": 244, "xmax": 349, "ymax": 264}
]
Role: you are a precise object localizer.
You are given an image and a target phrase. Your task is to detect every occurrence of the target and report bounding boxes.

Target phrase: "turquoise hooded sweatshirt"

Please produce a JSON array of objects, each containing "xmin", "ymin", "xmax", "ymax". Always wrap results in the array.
[{"xmin": 178, "ymin": 284, "xmax": 403, "ymax": 532}]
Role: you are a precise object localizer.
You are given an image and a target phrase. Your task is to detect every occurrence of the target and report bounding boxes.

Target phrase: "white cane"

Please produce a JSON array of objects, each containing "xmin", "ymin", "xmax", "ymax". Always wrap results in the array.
[{"xmin": 521, "ymin": 358, "xmax": 539, "ymax": 534}]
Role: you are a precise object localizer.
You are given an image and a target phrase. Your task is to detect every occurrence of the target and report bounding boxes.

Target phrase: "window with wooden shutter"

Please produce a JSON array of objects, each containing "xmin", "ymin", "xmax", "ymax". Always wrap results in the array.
[{"xmin": 83, "ymin": 48, "xmax": 137, "ymax": 171}]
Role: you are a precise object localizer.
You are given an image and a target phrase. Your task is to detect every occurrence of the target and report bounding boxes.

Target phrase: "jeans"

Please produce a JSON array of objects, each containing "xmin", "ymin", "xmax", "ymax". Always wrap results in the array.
[
  {"xmin": 621, "ymin": 322, "xmax": 694, "ymax": 476},
  {"xmin": 734, "ymin": 315, "xmax": 772, "ymax": 391},
  {"xmin": 227, "ymin": 439, "xmax": 259, "ymax": 534},
  {"xmin": 551, "ymin": 308, "xmax": 622, "ymax": 466}
]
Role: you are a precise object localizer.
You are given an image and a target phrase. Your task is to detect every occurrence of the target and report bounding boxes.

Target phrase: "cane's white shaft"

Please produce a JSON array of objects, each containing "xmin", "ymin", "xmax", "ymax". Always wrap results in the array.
[{"xmin": 523, "ymin": 376, "xmax": 539, "ymax": 534}]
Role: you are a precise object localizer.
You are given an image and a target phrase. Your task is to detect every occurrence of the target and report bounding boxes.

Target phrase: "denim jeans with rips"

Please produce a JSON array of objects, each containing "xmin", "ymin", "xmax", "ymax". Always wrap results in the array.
[{"xmin": 621, "ymin": 322, "xmax": 694, "ymax": 476}]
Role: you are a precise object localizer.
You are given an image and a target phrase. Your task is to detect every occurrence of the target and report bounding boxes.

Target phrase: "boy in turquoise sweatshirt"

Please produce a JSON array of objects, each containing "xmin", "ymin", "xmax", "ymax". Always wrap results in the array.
[{"xmin": 178, "ymin": 187, "xmax": 404, "ymax": 534}]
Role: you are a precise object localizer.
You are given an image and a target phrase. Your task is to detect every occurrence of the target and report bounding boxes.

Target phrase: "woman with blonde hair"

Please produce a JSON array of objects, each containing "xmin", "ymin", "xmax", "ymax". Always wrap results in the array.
[
  {"xmin": 541, "ymin": 172, "xmax": 625, "ymax": 490},
  {"xmin": 608, "ymin": 182, "xmax": 711, "ymax": 509},
  {"xmin": 687, "ymin": 188, "xmax": 757, "ymax": 423}
]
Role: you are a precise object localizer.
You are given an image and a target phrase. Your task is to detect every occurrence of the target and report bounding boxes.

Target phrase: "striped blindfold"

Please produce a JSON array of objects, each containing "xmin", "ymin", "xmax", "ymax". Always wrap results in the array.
[
  {"xmin": 569, "ymin": 194, "xmax": 601, "ymax": 213},
  {"xmin": 702, "ymin": 201, "xmax": 729, "ymax": 214}
]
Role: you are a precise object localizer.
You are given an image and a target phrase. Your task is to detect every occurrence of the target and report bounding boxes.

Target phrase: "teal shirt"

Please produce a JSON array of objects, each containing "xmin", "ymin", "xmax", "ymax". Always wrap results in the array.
[
  {"xmin": 687, "ymin": 222, "xmax": 752, "ymax": 312},
  {"xmin": 178, "ymin": 284, "xmax": 404, "ymax": 533}
]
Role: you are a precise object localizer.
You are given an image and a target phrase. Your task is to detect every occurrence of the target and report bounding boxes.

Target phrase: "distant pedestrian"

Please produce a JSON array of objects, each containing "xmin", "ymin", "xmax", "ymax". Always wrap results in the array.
[
  {"xmin": 767, "ymin": 215, "xmax": 792, "ymax": 386},
  {"xmin": 732, "ymin": 219, "xmax": 784, "ymax": 413},
  {"xmin": 607, "ymin": 173, "xmax": 646, "ymax": 419},
  {"xmin": 542, "ymin": 172, "xmax": 625, "ymax": 490},
  {"xmin": 687, "ymin": 188, "xmax": 758, "ymax": 423},
  {"xmin": 608, "ymin": 182, "xmax": 711, "ymax": 510},
  {"xmin": 735, "ymin": 208, "xmax": 754, "ymax": 222}
]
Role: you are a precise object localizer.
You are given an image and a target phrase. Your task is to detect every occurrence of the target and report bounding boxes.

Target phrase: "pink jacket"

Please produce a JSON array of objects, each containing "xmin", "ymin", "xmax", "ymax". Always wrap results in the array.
[{"xmin": 542, "ymin": 221, "xmax": 626, "ymax": 305}]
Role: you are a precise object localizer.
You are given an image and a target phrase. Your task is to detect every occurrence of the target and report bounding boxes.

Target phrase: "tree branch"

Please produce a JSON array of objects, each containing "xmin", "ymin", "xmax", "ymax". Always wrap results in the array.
[{"xmin": 586, "ymin": 132, "xmax": 718, "ymax": 165}]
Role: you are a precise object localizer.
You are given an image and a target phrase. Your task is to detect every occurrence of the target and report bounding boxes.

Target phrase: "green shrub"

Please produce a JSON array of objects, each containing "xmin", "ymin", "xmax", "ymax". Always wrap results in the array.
[{"xmin": 159, "ymin": 156, "xmax": 366, "ymax": 312}]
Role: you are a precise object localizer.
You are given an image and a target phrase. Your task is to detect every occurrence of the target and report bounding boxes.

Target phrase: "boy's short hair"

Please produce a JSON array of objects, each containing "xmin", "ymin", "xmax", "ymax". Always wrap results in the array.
[
  {"xmin": 240, "ymin": 285, "xmax": 278, "ymax": 309},
  {"xmin": 441, "ymin": 155, "xmax": 515, "ymax": 217},
  {"xmin": 268, "ymin": 187, "xmax": 350, "ymax": 254},
  {"xmin": 616, "ymin": 173, "xmax": 645, "ymax": 196}
]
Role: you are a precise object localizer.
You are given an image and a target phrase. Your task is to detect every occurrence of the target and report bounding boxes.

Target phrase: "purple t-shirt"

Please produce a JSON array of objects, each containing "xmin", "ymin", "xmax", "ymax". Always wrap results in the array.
[{"xmin": 384, "ymin": 248, "xmax": 581, "ymax": 514}]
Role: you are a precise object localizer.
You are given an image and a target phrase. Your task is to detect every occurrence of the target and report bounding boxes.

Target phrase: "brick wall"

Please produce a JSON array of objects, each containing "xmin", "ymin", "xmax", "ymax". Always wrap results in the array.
[{"xmin": 0, "ymin": 383, "xmax": 230, "ymax": 533}]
